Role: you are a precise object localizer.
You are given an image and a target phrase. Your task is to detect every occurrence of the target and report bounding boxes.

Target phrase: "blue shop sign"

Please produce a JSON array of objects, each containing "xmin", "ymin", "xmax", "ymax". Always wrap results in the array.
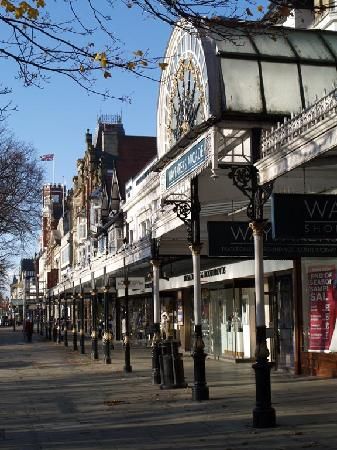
[{"xmin": 165, "ymin": 138, "xmax": 206, "ymax": 189}]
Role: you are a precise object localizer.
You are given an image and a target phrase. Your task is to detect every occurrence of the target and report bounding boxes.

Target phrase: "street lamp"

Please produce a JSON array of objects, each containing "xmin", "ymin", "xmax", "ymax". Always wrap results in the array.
[
  {"xmin": 228, "ymin": 151, "xmax": 276, "ymax": 428},
  {"xmin": 63, "ymin": 286, "xmax": 68, "ymax": 347},
  {"xmin": 71, "ymin": 283, "xmax": 78, "ymax": 351},
  {"xmin": 162, "ymin": 178, "xmax": 209, "ymax": 400},
  {"xmin": 79, "ymin": 281, "xmax": 85, "ymax": 354},
  {"xmin": 57, "ymin": 295, "xmax": 62, "ymax": 344},
  {"xmin": 123, "ymin": 255, "xmax": 132, "ymax": 373},
  {"xmin": 91, "ymin": 272, "xmax": 99, "ymax": 360},
  {"xmin": 151, "ymin": 239, "xmax": 161, "ymax": 384},
  {"xmin": 103, "ymin": 270, "xmax": 113, "ymax": 364}
]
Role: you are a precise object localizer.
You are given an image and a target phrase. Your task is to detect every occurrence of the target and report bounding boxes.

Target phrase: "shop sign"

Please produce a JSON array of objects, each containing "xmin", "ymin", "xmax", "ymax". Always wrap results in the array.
[
  {"xmin": 116, "ymin": 277, "xmax": 145, "ymax": 290},
  {"xmin": 184, "ymin": 265, "xmax": 226, "ymax": 282},
  {"xmin": 165, "ymin": 138, "xmax": 206, "ymax": 189},
  {"xmin": 272, "ymin": 193, "xmax": 337, "ymax": 240},
  {"xmin": 208, "ymin": 221, "xmax": 337, "ymax": 258}
]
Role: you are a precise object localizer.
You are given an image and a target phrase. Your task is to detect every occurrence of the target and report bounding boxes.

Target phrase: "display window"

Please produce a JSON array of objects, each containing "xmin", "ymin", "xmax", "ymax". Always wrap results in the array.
[
  {"xmin": 301, "ymin": 258, "xmax": 337, "ymax": 353},
  {"xmin": 201, "ymin": 283, "xmax": 255, "ymax": 359}
]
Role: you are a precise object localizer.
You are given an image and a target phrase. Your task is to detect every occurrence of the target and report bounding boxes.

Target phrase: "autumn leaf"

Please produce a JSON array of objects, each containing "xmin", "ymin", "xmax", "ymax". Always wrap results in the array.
[
  {"xmin": 257, "ymin": 5, "xmax": 264, "ymax": 13},
  {"xmin": 100, "ymin": 52, "xmax": 107, "ymax": 68},
  {"xmin": 133, "ymin": 50, "xmax": 143, "ymax": 57},
  {"xmin": 103, "ymin": 71, "xmax": 111, "ymax": 78},
  {"xmin": 27, "ymin": 7, "xmax": 39, "ymax": 19},
  {"xmin": 126, "ymin": 61, "xmax": 136, "ymax": 70},
  {"xmin": 159, "ymin": 62, "xmax": 168, "ymax": 70},
  {"xmin": 246, "ymin": 7, "xmax": 253, "ymax": 16},
  {"xmin": 79, "ymin": 64, "xmax": 85, "ymax": 72}
]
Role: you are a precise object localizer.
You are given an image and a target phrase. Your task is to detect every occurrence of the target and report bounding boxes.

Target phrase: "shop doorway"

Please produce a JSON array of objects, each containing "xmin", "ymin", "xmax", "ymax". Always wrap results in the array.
[{"xmin": 269, "ymin": 274, "xmax": 294, "ymax": 371}]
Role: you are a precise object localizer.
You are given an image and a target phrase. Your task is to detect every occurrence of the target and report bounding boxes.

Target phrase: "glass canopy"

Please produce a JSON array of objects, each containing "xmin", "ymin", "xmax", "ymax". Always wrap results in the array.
[{"xmin": 212, "ymin": 25, "xmax": 337, "ymax": 115}]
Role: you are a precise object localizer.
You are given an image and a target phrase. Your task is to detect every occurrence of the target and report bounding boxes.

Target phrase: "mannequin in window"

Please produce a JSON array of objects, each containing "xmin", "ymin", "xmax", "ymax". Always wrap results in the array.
[{"xmin": 160, "ymin": 310, "xmax": 169, "ymax": 339}]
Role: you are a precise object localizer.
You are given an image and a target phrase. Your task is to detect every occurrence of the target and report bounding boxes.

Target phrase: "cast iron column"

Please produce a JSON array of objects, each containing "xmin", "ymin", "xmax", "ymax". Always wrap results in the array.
[
  {"xmin": 103, "ymin": 286, "xmax": 112, "ymax": 364},
  {"xmin": 40, "ymin": 303, "xmax": 44, "ymax": 336},
  {"xmin": 228, "ymin": 132, "xmax": 276, "ymax": 427},
  {"xmin": 57, "ymin": 296, "xmax": 62, "ymax": 344},
  {"xmin": 48, "ymin": 297, "xmax": 52, "ymax": 340},
  {"xmin": 250, "ymin": 221, "xmax": 276, "ymax": 428},
  {"xmin": 36, "ymin": 305, "xmax": 40, "ymax": 334},
  {"xmin": 72, "ymin": 290, "xmax": 78, "ymax": 351},
  {"xmin": 190, "ymin": 177, "xmax": 209, "ymax": 401},
  {"xmin": 151, "ymin": 248, "xmax": 161, "ymax": 384},
  {"xmin": 91, "ymin": 289, "xmax": 99, "ymax": 360},
  {"xmin": 123, "ymin": 261, "xmax": 132, "ymax": 373},
  {"xmin": 79, "ymin": 291, "xmax": 85, "ymax": 354},
  {"xmin": 52, "ymin": 299, "xmax": 57, "ymax": 342},
  {"xmin": 64, "ymin": 292, "xmax": 68, "ymax": 347}
]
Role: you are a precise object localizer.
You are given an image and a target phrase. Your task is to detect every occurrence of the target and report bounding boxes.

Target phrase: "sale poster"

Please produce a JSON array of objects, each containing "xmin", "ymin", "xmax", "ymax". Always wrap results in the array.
[{"xmin": 308, "ymin": 266, "xmax": 336, "ymax": 351}]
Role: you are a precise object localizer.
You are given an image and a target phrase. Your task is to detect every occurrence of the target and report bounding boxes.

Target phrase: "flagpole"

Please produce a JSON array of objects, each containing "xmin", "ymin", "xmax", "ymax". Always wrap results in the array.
[
  {"xmin": 52, "ymin": 157, "xmax": 55, "ymax": 184},
  {"xmin": 62, "ymin": 177, "xmax": 66, "ymax": 218}
]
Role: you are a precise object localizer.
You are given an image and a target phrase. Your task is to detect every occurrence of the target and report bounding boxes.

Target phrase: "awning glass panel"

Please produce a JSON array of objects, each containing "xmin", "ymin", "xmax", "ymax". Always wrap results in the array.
[
  {"xmin": 301, "ymin": 65, "xmax": 337, "ymax": 105},
  {"xmin": 320, "ymin": 34, "xmax": 337, "ymax": 59},
  {"xmin": 214, "ymin": 27, "xmax": 255, "ymax": 54},
  {"xmin": 261, "ymin": 62, "xmax": 302, "ymax": 114},
  {"xmin": 287, "ymin": 32, "xmax": 334, "ymax": 61},
  {"xmin": 221, "ymin": 59, "xmax": 263, "ymax": 112},
  {"xmin": 252, "ymin": 33, "xmax": 295, "ymax": 58}
]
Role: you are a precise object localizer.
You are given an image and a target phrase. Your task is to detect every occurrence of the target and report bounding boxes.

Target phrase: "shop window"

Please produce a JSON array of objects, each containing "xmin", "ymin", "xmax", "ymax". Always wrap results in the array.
[{"xmin": 301, "ymin": 258, "xmax": 337, "ymax": 353}]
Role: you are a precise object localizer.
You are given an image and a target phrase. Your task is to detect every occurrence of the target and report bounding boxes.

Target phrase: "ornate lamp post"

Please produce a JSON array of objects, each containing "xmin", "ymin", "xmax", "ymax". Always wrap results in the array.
[
  {"xmin": 151, "ymin": 238, "xmax": 161, "ymax": 384},
  {"xmin": 79, "ymin": 283, "xmax": 85, "ymax": 354},
  {"xmin": 228, "ymin": 138, "xmax": 276, "ymax": 427},
  {"xmin": 163, "ymin": 177, "xmax": 209, "ymax": 400},
  {"xmin": 71, "ymin": 284, "xmax": 78, "ymax": 351},
  {"xmin": 64, "ymin": 289, "xmax": 68, "ymax": 347},
  {"xmin": 103, "ymin": 270, "xmax": 113, "ymax": 364},
  {"xmin": 40, "ymin": 301, "xmax": 44, "ymax": 336},
  {"xmin": 91, "ymin": 273, "xmax": 99, "ymax": 360},
  {"xmin": 57, "ymin": 295, "xmax": 62, "ymax": 344},
  {"xmin": 48, "ymin": 296, "xmax": 52, "ymax": 340},
  {"xmin": 123, "ymin": 256, "xmax": 132, "ymax": 373}
]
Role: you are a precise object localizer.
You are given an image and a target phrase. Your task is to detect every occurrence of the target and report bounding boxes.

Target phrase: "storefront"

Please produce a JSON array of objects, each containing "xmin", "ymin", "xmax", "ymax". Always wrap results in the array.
[{"xmin": 163, "ymin": 259, "xmax": 295, "ymax": 370}]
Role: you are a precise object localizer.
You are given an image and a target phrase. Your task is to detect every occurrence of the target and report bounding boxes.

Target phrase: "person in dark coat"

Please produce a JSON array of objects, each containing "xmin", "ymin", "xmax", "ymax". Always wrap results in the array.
[{"xmin": 24, "ymin": 319, "xmax": 33, "ymax": 342}]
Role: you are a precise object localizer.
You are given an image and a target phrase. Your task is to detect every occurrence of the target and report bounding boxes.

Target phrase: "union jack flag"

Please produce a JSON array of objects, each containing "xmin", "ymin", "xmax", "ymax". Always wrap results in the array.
[{"xmin": 39, "ymin": 154, "xmax": 54, "ymax": 161}]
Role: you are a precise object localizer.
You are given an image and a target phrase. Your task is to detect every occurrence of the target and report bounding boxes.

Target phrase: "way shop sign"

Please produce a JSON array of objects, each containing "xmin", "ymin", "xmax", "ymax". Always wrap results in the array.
[
  {"xmin": 165, "ymin": 138, "xmax": 207, "ymax": 189},
  {"xmin": 272, "ymin": 193, "xmax": 337, "ymax": 240},
  {"xmin": 207, "ymin": 221, "xmax": 337, "ymax": 258}
]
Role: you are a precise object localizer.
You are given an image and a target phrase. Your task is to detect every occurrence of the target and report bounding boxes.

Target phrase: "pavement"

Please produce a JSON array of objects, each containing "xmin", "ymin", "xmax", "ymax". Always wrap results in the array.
[{"xmin": 0, "ymin": 327, "xmax": 337, "ymax": 450}]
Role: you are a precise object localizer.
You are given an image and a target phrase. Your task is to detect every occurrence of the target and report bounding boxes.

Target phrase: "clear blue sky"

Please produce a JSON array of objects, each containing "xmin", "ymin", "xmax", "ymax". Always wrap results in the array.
[{"xmin": 2, "ymin": 3, "xmax": 171, "ymax": 187}]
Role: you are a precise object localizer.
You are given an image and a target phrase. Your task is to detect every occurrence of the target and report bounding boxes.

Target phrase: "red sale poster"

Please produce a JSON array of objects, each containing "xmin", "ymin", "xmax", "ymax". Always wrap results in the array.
[{"xmin": 308, "ymin": 266, "xmax": 336, "ymax": 351}]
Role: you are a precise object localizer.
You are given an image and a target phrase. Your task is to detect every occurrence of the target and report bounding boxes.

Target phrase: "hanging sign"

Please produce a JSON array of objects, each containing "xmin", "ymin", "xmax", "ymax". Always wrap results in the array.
[
  {"xmin": 207, "ymin": 221, "xmax": 337, "ymax": 258},
  {"xmin": 165, "ymin": 138, "xmax": 206, "ymax": 189},
  {"xmin": 272, "ymin": 193, "xmax": 337, "ymax": 240},
  {"xmin": 116, "ymin": 277, "xmax": 145, "ymax": 290}
]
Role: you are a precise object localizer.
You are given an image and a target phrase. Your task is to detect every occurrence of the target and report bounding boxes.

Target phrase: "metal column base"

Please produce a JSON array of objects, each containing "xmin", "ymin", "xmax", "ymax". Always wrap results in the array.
[
  {"xmin": 91, "ymin": 336, "xmax": 99, "ymax": 360},
  {"xmin": 123, "ymin": 340, "xmax": 132, "ymax": 373},
  {"xmin": 252, "ymin": 360, "xmax": 276, "ymax": 428},
  {"xmin": 73, "ymin": 330, "xmax": 78, "ymax": 351},
  {"xmin": 103, "ymin": 340, "xmax": 111, "ymax": 364}
]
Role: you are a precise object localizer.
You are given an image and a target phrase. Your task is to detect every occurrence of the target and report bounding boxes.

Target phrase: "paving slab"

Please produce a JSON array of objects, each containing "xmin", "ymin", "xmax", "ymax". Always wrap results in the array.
[{"xmin": 0, "ymin": 327, "xmax": 336, "ymax": 449}]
